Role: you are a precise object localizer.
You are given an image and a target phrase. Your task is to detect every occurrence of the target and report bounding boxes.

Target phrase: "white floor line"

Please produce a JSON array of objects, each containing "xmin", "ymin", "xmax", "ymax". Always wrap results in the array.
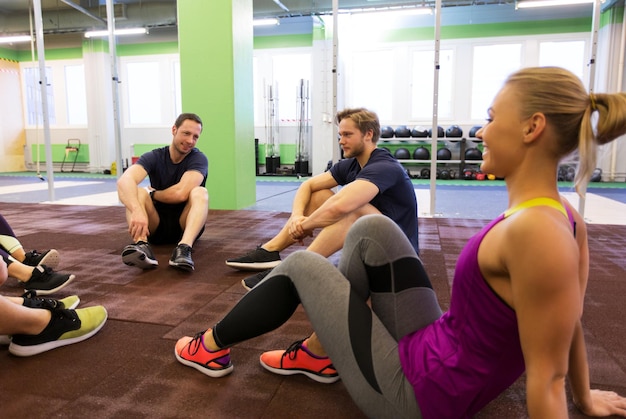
[
  {"xmin": 562, "ymin": 192, "xmax": 626, "ymax": 225},
  {"xmin": 42, "ymin": 191, "xmax": 122, "ymax": 207},
  {"xmin": 0, "ymin": 180, "xmax": 103, "ymax": 194}
]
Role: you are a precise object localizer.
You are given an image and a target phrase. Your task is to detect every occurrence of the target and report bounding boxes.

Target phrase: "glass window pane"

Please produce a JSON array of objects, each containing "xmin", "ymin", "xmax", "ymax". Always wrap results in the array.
[
  {"xmin": 126, "ymin": 61, "xmax": 161, "ymax": 124},
  {"xmin": 271, "ymin": 54, "xmax": 311, "ymax": 122},
  {"xmin": 24, "ymin": 66, "xmax": 55, "ymax": 126},
  {"xmin": 173, "ymin": 60, "xmax": 181, "ymax": 118},
  {"xmin": 411, "ymin": 49, "xmax": 453, "ymax": 120},
  {"xmin": 539, "ymin": 40, "xmax": 585, "ymax": 81},
  {"xmin": 349, "ymin": 50, "xmax": 394, "ymax": 121},
  {"xmin": 65, "ymin": 64, "xmax": 87, "ymax": 125},
  {"xmin": 471, "ymin": 44, "xmax": 522, "ymax": 119}
]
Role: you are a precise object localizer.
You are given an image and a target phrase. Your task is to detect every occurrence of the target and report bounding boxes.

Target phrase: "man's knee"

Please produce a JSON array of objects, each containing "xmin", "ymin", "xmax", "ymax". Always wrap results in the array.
[{"xmin": 189, "ymin": 186, "xmax": 209, "ymax": 206}]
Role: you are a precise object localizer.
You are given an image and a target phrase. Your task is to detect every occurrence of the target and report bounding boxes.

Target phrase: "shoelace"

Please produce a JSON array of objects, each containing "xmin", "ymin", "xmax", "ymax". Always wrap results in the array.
[
  {"xmin": 179, "ymin": 246, "xmax": 193, "ymax": 257},
  {"xmin": 284, "ymin": 338, "xmax": 308, "ymax": 361},
  {"xmin": 185, "ymin": 332, "xmax": 205, "ymax": 356}
]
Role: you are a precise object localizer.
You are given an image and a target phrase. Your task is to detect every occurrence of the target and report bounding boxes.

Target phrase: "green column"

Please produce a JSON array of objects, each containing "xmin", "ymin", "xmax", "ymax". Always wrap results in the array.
[{"xmin": 177, "ymin": 0, "xmax": 255, "ymax": 209}]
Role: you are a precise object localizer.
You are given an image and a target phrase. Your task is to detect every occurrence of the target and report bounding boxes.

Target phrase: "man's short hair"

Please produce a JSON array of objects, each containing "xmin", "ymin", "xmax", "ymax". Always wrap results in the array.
[
  {"xmin": 335, "ymin": 108, "xmax": 381, "ymax": 143},
  {"xmin": 174, "ymin": 113, "xmax": 203, "ymax": 130}
]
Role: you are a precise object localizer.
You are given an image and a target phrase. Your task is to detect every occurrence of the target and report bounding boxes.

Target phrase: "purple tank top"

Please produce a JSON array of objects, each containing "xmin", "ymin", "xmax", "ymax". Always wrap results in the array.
[{"xmin": 398, "ymin": 199, "xmax": 575, "ymax": 418}]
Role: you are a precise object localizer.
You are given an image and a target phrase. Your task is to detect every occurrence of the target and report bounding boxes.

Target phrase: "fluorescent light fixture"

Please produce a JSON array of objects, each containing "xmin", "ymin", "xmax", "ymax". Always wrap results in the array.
[
  {"xmin": 516, "ymin": 0, "xmax": 594, "ymax": 8},
  {"xmin": 253, "ymin": 18, "xmax": 280, "ymax": 26},
  {"xmin": 84, "ymin": 27, "xmax": 147, "ymax": 38},
  {"xmin": 340, "ymin": 6, "xmax": 433, "ymax": 16},
  {"xmin": 0, "ymin": 35, "xmax": 32, "ymax": 44}
]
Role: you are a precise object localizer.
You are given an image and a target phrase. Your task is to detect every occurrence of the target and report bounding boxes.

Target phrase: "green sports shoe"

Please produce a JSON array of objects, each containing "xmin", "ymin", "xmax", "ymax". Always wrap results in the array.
[{"xmin": 8, "ymin": 306, "xmax": 108, "ymax": 357}]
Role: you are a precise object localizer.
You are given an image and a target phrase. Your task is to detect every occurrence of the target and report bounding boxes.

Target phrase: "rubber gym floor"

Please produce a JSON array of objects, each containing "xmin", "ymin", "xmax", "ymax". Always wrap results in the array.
[{"xmin": 0, "ymin": 171, "xmax": 624, "ymax": 418}]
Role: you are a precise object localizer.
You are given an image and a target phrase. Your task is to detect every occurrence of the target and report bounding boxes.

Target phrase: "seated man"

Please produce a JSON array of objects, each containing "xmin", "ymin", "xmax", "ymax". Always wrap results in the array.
[
  {"xmin": 0, "ymin": 258, "xmax": 108, "ymax": 356},
  {"xmin": 0, "ymin": 213, "xmax": 73, "ymax": 296},
  {"xmin": 226, "ymin": 107, "xmax": 419, "ymax": 290},
  {"xmin": 117, "ymin": 113, "xmax": 209, "ymax": 272}
]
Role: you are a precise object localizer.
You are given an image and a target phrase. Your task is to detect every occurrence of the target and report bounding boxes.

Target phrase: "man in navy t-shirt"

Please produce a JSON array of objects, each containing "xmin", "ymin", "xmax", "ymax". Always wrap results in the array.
[
  {"xmin": 227, "ymin": 108, "xmax": 418, "ymax": 288},
  {"xmin": 117, "ymin": 113, "xmax": 208, "ymax": 272}
]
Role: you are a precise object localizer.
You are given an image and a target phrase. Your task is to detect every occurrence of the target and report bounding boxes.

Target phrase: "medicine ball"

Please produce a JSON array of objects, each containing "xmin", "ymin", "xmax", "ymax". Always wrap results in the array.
[
  {"xmin": 394, "ymin": 125, "xmax": 411, "ymax": 138},
  {"xmin": 439, "ymin": 169, "xmax": 450, "ymax": 180},
  {"xmin": 428, "ymin": 126, "xmax": 445, "ymax": 138},
  {"xmin": 381, "ymin": 126, "xmax": 395, "ymax": 138},
  {"xmin": 413, "ymin": 146, "xmax": 430, "ymax": 160},
  {"xmin": 465, "ymin": 147, "xmax": 483, "ymax": 160},
  {"xmin": 463, "ymin": 168, "xmax": 475, "ymax": 180},
  {"xmin": 446, "ymin": 125, "xmax": 463, "ymax": 138},
  {"xmin": 469, "ymin": 125, "xmax": 482, "ymax": 137},
  {"xmin": 411, "ymin": 126, "xmax": 429, "ymax": 138},
  {"xmin": 476, "ymin": 172, "xmax": 486, "ymax": 181},
  {"xmin": 436, "ymin": 147, "xmax": 452, "ymax": 160},
  {"xmin": 420, "ymin": 167, "xmax": 431, "ymax": 179},
  {"xmin": 590, "ymin": 168, "xmax": 602, "ymax": 182},
  {"xmin": 394, "ymin": 147, "xmax": 411, "ymax": 160},
  {"xmin": 565, "ymin": 166, "xmax": 576, "ymax": 182},
  {"xmin": 449, "ymin": 170, "xmax": 457, "ymax": 179}
]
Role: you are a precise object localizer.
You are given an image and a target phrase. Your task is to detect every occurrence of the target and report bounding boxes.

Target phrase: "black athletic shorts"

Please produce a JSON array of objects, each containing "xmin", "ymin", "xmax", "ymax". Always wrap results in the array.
[{"xmin": 148, "ymin": 204, "xmax": 205, "ymax": 245}]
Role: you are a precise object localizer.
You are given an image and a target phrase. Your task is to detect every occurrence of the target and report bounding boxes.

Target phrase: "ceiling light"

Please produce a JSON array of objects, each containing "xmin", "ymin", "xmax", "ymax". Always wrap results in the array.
[
  {"xmin": 516, "ymin": 0, "xmax": 594, "ymax": 8},
  {"xmin": 84, "ymin": 28, "xmax": 147, "ymax": 38},
  {"xmin": 340, "ymin": 6, "xmax": 433, "ymax": 16},
  {"xmin": 0, "ymin": 35, "xmax": 32, "ymax": 44},
  {"xmin": 253, "ymin": 18, "xmax": 280, "ymax": 26}
]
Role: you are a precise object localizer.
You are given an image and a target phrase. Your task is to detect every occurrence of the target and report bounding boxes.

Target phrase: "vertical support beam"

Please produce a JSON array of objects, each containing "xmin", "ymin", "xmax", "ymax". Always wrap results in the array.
[{"xmin": 177, "ymin": 0, "xmax": 255, "ymax": 209}]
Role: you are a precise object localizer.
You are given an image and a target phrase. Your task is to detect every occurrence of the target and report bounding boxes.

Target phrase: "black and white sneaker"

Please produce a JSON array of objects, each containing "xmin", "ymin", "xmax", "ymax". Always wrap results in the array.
[
  {"xmin": 241, "ymin": 269, "xmax": 271, "ymax": 291},
  {"xmin": 23, "ymin": 265, "xmax": 74, "ymax": 296},
  {"xmin": 23, "ymin": 249, "xmax": 60, "ymax": 270},
  {"xmin": 169, "ymin": 244, "xmax": 194, "ymax": 272},
  {"xmin": 226, "ymin": 246, "xmax": 281, "ymax": 271},
  {"xmin": 122, "ymin": 241, "xmax": 158, "ymax": 269}
]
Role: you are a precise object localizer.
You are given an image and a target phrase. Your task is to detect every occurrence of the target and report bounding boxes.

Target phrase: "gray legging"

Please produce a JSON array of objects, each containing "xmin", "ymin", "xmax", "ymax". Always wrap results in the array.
[{"xmin": 212, "ymin": 214, "xmax": 443, "ymax": 418}]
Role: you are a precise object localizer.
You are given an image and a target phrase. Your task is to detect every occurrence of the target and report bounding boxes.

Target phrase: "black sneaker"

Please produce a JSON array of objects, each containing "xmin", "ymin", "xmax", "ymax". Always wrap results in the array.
[
  {"xmin": 23, "ymin": 249, "xmax": 60, "ymax": 269},
  {"xmin": 241, "ymin": 269, "xmax": 271, "ymax": 291},
  {"xmin": 226, "ymin": 246, "xmax": 281, "ymax": 271},
  {"xmin": 122, "ymin": 241, "xmax": 158, "ymax": 269},
  {"xmin": 169, "ymin": 244, "xmax": 194, "ymax": 272},
  {"xmin": 23, "ymin": 265, "xmax": 74, "ymax": 296},
  {"xmin": 9, "ymin": 306, "xmax": 108, "ymax": 357}
]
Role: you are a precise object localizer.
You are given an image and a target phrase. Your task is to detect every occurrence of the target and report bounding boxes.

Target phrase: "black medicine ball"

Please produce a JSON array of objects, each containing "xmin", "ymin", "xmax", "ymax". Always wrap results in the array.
[
  {"xmin": 413, "ymin": 146, "xmax": 430, "ymax": 160},
  {"xmin": 428, "ymin": 126, "xmax": 445, "ymax": 138},
  {"xmin": 394, "ymin": 125, "xmax": 411, "ymax": 138},
  {"xmin": 394, "ymin": 147, "xmax": 411, "ymax": 160},
  {"xmin": 446, "ymin": 125, "xmax": 463, "ymax": 138},
  {"xmin": 381, "ymin": 126, "xmax": 395, "ymax": 138},
  {"xmin": 411, "ymin": 126, "xmax": 429, "ymax": 137},
  {"xmin": 469, "ymin": 126, "xmax": 482, "ymax": 137},
  {"xmin": 465, "ymin": 147, "xmax": 483, "ymax": 160},
  {"xmin": 436, "ymin": 147, "xmax": 452, "ymax": 160}
]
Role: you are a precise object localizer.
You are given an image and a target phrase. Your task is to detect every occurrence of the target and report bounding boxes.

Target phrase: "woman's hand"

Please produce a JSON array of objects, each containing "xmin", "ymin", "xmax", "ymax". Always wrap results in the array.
[{"xmin": 576, "ymin": 389, "xmax": 626, "ymax": 417}]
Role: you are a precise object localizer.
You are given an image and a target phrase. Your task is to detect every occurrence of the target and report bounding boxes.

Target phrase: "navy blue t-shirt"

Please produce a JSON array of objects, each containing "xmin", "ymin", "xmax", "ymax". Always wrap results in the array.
[
  {"xmin": 137, "ymin": 146, "xmax": 208, "ymax": 211},
  {"xmin": 329, "ymin": 148, "xmax": 419, "ymax": 253}
]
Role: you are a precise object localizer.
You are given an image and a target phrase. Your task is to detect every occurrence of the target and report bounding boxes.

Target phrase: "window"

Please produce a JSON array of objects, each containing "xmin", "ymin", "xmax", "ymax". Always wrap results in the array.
[
  {"xmin": 411, "ymin": 49, "xmax": 454, "ymax": 120},
  {"xmin": 172, "ymin": 61, "xmax": 182, "ymax": 118},
  {"xmin": 65, "ymin": 64, "xmax": 87, "ymax": 125},
  {"xmin": 126, "ymin": 61, "xmax": 161, "ymax": 124},
  {"xmin": 24, "ymin": 66, "xmax": 56, "ymax": 126},
  {"xmin": 539, "ymin": 40, "xmax": 585, "ymax": 82},
  {"xmin": 271, "ymin": 53, "xmax": 311, "ymax": 122},
  {"xmin": 348, "ymin": 50, "xmax": 394, "ymax": 121},
  {"xmin": 471, "ymin": 44, "xmax": 522, "ymax": 119}
]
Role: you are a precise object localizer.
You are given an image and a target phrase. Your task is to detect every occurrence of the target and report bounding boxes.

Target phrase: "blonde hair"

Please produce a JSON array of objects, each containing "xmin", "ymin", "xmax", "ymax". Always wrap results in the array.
[
  {"xmin": 504, "ymin": 67, "xmax": 626, "ymax": 194},
  {"xmin": 335, "ymin": 108, "xmax": 381, "ymax": 143}
]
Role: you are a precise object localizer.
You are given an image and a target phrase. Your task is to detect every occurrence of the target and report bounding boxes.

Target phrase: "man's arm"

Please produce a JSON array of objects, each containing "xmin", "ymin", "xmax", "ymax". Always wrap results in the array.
[
  {"xmin": 289, "ymin": 171, "xmax": 339, "ymax": 218},
  {"xmin": 117, "ymin": 164, "xmax": 150, "ymax": 241},
  {"xmin": 300, "ymin": 178, "xmax": 379, "ymax": 232},
  {"xmin": 150, "ymin": 170, "xmax": 205, "ymax": 204}
]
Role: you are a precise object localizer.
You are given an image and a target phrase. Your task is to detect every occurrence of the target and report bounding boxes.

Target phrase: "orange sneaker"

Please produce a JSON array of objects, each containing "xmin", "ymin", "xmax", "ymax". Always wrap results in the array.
[
  {"xmin": 175, "ymin": 331, "xmax": 233, "ymax": 378},
  {"xmin": 259, "ymin": 338, "xmax": 339, "ymax": 384}
]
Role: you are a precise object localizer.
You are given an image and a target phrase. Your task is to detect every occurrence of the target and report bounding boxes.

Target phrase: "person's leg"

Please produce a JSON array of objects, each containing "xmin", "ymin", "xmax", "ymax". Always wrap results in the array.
[
  {"xmin": 262, "ymin": 189, "xmax": 334, "ymax": 252},
  {"xmin": 0, "ymin": 295, "xmax": 51, "ymax": 336},
  {"xmin": 0, "ymin": 214, "xmax": 23, "ymax": 257},
  {"xmin": 178, "ymin": 186, "xmax": 209, "ymax": 247},
  {"xmin": 121, "ymin": 188, "xmax": 160, "ymax": 269}
]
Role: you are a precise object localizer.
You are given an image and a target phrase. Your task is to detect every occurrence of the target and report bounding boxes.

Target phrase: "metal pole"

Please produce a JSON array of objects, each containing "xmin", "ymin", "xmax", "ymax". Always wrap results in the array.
[
  {"xmin": 106, "ymin": 0, "xmax": 124, "ymax": 180},
  {"xmin": 429, "ymin": 0, "xmax": 442, "ymax": 216},
  {"xmin": 579, "ymin": 0, "xmax": 601, "ymax": 216},
  {"xmin": 32, "ymin": 0, "xmax": 55, "ymax": 201},
  {"xmin": 332, "ymin": 0, "xmax": 339, "ymax": 163}
]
